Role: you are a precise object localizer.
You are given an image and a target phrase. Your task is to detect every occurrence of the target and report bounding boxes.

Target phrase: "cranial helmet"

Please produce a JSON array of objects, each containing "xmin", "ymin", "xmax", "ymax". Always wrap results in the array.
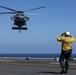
[{"xmin": 65, "ymin": 31, "xmax": 70, "ymax": 35}]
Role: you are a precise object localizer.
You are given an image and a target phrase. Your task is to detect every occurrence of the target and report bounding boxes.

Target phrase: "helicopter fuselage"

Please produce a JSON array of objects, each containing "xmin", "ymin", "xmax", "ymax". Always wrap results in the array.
[
  {"xmin": 11, "ymin": 13, "xmax": 29, "ymax": 33},
  {"xmin": 11, "ymin": 13, "xmax": 29, "ymax": 26},
  {"xmin": 14, "ymin": 17, "xmax": 26, "ymax": 26}
]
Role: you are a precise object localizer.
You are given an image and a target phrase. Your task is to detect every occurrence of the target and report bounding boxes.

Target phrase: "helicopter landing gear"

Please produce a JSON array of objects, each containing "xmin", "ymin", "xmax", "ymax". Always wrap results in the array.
[
  {"xmin": 25, "ymin": 23, "xmax": 26, "ymax": 26},
  {"xmin": 12, "ymin": 27, "xmax": 27, "ymax": 33},
  {"xmin": 19, "ymin": 30, "xmax": 20, "ymax": 33},
  {"xmin": 14, "ymin": 23, "xmax": 16, "ymax": 25}
]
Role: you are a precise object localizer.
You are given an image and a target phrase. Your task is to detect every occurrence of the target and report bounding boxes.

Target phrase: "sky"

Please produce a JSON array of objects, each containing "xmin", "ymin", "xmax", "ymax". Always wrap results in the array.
[{"xmin": 0, "ymin": 0, "xmax": 76, "ymax": 54}]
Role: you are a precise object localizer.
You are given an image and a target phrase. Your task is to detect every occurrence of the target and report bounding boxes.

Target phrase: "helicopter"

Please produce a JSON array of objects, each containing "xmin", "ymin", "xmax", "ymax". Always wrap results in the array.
[{"xmin": 0, "ymin": 5, "xmax": 45, "ymax": 33}]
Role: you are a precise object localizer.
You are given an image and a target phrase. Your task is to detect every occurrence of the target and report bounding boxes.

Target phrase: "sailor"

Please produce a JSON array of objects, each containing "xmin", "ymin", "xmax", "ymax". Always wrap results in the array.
[{"xmin": 57, "ymin": 31, "xmax": 75, "ymax": 74}]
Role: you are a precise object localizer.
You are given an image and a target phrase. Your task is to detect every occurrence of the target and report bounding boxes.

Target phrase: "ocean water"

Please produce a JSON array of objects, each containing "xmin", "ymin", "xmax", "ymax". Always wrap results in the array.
[{"xmin": 0, "ymin": 54, "xmax": 76, "ymax": 58}]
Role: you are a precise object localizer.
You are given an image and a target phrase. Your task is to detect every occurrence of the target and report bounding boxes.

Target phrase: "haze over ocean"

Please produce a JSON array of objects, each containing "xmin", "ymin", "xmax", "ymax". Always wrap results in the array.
[{"xmin": 0, "ymin": 54, "xmax": 76, "ymax": 58}]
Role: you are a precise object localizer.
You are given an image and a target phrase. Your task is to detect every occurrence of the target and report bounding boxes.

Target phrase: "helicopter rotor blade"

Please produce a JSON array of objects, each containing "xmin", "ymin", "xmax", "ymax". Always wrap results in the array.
[
  {"xmin": 0, "ymin": 5, "xmax": 17, "ymax": 11},
  {"xmin": 25, "ymin": 6, "xmax": 46, "ymax": 12},
  {"xmin": 0, "ymin": 12, "xmax": 16, "ymax": 14},
  {"xmin": 26, "ymin": 13, "xmax": 39, "ymax": 15},
  {"xmin": 0, "ymin": 5, "xmax": 45, "ymax": 14}
]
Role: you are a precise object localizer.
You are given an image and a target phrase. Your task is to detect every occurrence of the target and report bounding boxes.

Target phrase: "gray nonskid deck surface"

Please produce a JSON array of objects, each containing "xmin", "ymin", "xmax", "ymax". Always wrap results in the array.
[{"xmin": 0, "ymin": 58, "xmax": 75, "ymax": 75}]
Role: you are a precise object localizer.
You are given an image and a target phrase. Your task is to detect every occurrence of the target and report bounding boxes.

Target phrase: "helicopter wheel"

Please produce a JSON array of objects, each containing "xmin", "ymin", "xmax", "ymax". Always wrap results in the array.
[
  {"xmin": 25, "ymin": 23, "xmax": 26, "ymax": 26},
  {"xmin": 14, "ymin": 23, "xmax": 16, "ymax": 25}
]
